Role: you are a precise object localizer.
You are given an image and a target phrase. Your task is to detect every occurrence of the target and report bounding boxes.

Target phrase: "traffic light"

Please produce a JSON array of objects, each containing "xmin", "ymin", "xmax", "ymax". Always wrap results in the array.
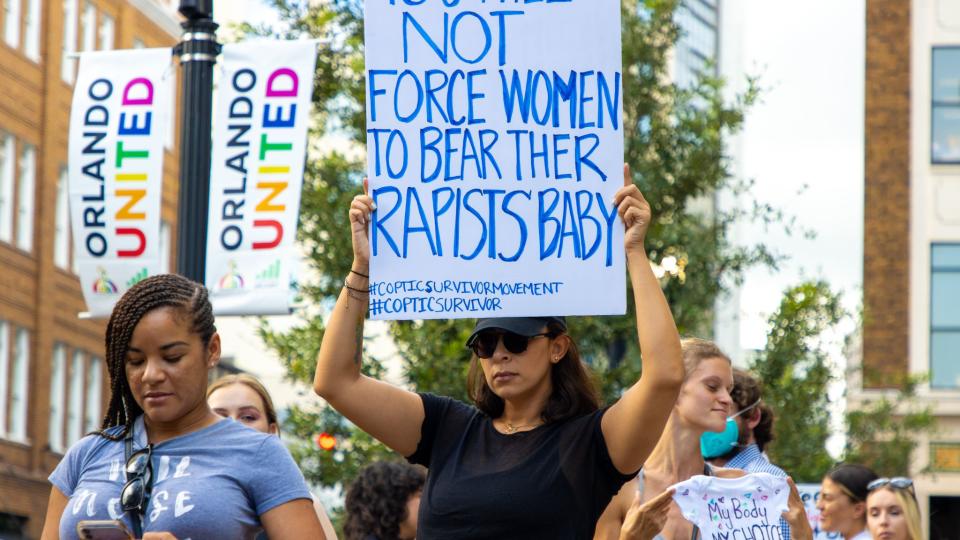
[{"xmin": 315, "ymin": 432, "xmax": 337, "ymax": 451}]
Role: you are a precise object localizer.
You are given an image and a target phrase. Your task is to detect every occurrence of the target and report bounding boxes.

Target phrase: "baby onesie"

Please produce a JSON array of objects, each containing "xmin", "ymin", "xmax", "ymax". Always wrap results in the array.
[{"xmin": 670, "ymin": 473, "xmax": 790, "ymax": 540}]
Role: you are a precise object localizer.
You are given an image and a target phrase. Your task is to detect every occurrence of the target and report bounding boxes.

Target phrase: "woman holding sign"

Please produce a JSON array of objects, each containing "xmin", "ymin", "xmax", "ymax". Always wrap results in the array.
[
  {"xmin": 595, "ymin": 339, "xmax": 813, "ymax": 540},
  {"xmin": 314, "ymin": 165, "xmax": 685, "ymax": 539}
]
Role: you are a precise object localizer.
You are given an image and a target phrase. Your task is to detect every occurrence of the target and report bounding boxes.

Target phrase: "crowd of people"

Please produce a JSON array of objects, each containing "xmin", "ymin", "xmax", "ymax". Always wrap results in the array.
[{"xmin": 39, "ymin": 166, "xmax": 925, "ymax": 539}]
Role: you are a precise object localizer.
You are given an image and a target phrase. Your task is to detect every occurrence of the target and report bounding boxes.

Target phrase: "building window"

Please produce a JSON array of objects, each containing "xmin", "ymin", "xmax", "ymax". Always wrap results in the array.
[
  {"xmin": 9, "ymin": 328, "xmax": 29, "ymax": 442},
  {"xmin": 66, "ymin": 350, "xmax": 84, "ymax": 446},
  {"xmin": 932, "ymin": 244, "xmax": 960, "ymax": 388},
  {"xmin": 674, "ymin": 0, "xmax": 719, "ymax": 90},
  {"xmin": 99, "ymin": 13, "xmax": 114, "ymax": 51},
  {"xmin": 84, "ymin": 356, "xmax": 102, "ymax": 432},
  {"xmin": 71, "ymin": 237, "xmax": 80, "ymax": 274},
  {"xmin": 0, "ymin": 513, "xmax": 27, "ymax": 539},
  {"xmin": 16, "ymin": 144, "xmax": 34, "ymax": 252},
  {"xmin": 24, "ymin": 0, "xmax": 40, "ymax": 61},
  {"xmin": 49, "ymin": 344, "xmax": 66, "ymax": 453},
  {"xmin": 54, "ymin": 166, "xmax": 70, "ymax": 269},
  {"xmin": 933, "ymin": 47, "xmax": 960, "ymax": 164},
  {"xmin": 159, "ymin": 220, "xmax": 171, "ymax": 273},
  {"xmin": 61, "ymin": 0, "xmax": 78, "ymax": 83},
  {"xmin": 0, "ymin": 322, "xmax": 8, "ymax": 437},
  {"xmin": 0, "ymin": 134, "xmax": 13, "ymax": 243},
  {"xmin": 80, "ymin": 2, "xmax": 95, "ymax": 52},
  {"xmin": 4, "ymin": 0, "xmax": 21, "ymax": 49}
]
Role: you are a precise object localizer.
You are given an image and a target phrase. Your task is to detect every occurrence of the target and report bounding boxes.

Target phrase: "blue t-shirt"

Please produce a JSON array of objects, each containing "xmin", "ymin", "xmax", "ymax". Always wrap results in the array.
[{"xmin": 49, "ymin": 416, "xmax": 311, "ymax": 540}]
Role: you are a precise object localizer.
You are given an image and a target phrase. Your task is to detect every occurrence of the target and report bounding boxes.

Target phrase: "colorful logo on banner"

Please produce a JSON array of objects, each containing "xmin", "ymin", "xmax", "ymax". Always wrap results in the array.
[
  {"xmin": 205, "ymin": 40, "xmax": 317, "ymax": 315},
  {"xmin": 364, "ymin": 0, "xmax": 626, "ymax": 320},
  {"xmin": 68, "ymin": 49, "xmax": 170, "ymax": 317}
]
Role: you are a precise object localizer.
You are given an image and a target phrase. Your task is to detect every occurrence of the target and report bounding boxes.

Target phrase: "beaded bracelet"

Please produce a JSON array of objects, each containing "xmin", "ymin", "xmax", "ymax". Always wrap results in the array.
[{"xmin": 344, "ymin": 281, "xmax": 369, "ymax": 294}]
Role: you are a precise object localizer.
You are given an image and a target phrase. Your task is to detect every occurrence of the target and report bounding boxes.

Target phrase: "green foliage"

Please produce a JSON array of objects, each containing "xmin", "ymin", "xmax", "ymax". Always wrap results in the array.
[
  {"xmin": 749, "ymin": 284, "xmax": 937, "ymax": 482},
  {"xmin": 749, "ymin": 281, "xmax": 844, "ymax": 482},
  {"xmin": 844, "ymin": 374, "xmax": 936, "ymax": 477}
]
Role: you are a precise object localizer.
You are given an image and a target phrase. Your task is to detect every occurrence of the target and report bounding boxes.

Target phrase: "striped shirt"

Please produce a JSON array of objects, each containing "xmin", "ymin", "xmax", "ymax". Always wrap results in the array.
[{"xmin": 725, "ymin": 444, "xmax": 792, "ymax": 540}]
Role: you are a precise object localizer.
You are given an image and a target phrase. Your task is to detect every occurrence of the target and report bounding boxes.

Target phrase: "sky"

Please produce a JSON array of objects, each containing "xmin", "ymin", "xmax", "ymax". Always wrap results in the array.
[
  {"xmin": 210, "ymin": 0, "xmax": 867, "ymax": 409},
  {"xmin": 721, "ymin": 0, "xmax": 865, "ymax": 356}
]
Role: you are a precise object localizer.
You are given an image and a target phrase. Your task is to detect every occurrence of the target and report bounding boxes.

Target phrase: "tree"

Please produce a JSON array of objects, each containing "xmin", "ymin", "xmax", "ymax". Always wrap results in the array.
[
  {"xmin": 749, "ymin": 282, "xmax": 937, "ymax": 482},
  {"xmin": 750, "ymin": 281, "xmax": 844, "ymax": 482},
  {"xmin": 255, "ymin": 0, "xmax": 782, "ymax": 496}
]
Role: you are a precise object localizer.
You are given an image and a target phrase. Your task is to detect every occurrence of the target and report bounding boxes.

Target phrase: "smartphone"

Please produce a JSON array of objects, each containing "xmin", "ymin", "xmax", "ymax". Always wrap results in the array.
[{"xmin": 76, "ymin": 520, "xmax": 135, "ymax": 540}]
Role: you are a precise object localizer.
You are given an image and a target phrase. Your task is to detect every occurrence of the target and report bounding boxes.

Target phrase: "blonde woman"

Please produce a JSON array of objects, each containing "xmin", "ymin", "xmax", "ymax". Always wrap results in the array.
[
  {"xmin": 208, "ymin": 374, "xmax": 337, "ymax": 540},
  {"xmin": 865, "ymin": 477, "xmax": 922, "ymax": 540}
]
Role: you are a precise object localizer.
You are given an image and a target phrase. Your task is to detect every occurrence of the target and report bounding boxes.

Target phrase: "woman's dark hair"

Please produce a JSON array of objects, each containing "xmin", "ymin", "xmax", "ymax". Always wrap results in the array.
[
  {"xmin": 344, "ymin": 462, "xmax": 426, "ymax": 540},
  {"xmin": 730, "ymin": 369, "xmax": 775, "ymax": 452},
  {"xmin": 98, "ymin": 274, "xmax": 216, "ymax": 440},
  {"xmin": 826, "ymin": 463, "xmax": 879, "ymax": 502},
  {"xmin": 466, "ymin": 321, "xmax": 599, "ymax": 423}
]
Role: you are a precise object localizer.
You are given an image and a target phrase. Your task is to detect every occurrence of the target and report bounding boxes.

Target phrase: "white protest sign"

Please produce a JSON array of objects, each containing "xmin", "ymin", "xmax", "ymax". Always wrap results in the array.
[
  {"xmin": 364, "ymin": 0, "xmax": 625, "ymax": 320},
  {"xmin": 69, "ymin": 49, "xmax": 171, "ymax": 317},
  {"xmin": 797, "ymin": 483, "xmax": 844, "ymax": 540},
  {"xmin": 205, "ymin": 40, "xmax": 317, "ymax": 315}
]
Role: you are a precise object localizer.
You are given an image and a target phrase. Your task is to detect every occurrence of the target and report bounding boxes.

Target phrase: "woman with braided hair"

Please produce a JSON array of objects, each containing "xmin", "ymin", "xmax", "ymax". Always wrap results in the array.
[{"xmin": 41, "ymin": 274, "xmax": 324, "ymax": 540}]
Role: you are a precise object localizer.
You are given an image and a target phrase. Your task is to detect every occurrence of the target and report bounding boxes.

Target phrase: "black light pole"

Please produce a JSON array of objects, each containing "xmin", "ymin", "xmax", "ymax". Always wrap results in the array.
[{"xmin": 175, "ymin": 0, "xmax": 220, "ymax": 283}]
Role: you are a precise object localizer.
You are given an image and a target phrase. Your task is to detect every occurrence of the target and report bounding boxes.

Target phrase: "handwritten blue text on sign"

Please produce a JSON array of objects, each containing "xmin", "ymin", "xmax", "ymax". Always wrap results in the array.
[{"xmin": 365, "ymin": 0, "xmax": 625, "ymax": 319}]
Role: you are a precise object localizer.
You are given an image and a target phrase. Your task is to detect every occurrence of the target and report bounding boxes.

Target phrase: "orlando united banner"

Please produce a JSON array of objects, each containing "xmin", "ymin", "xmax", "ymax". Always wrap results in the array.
[
  {"xmin": 68, "ymin": 48, "xmax": 171, "ymax": 317},
  {"xmin": 205, "ymin": 40, "xmax": 317, "ymax": 315}
]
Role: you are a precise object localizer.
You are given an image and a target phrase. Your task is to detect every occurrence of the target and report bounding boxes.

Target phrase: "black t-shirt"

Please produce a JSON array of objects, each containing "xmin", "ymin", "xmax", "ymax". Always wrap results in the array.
[{"xmin": 407, "ymin": 393, "xmax": 636, "ymax": 539}]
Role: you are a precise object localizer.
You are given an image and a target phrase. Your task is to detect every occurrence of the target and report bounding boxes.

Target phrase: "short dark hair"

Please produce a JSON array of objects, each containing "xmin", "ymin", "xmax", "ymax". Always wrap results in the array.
[
  {"xmin": 466, "ymin": 320, "xmax": 599, "ymax": 423},
  {"xmin": 826, "ymin": 463, "xmax": 879, "ymax": 502},
  {"xmin": 99, "ymin": 274, "xmax": 216, "ymax": 440},
  {"xmin": 344, "ymin": 462, "xmax": 426, "ymax": 540},
  {"xmin": 730, "ymin": 369, "xmax": 775, "ymax": 452}
]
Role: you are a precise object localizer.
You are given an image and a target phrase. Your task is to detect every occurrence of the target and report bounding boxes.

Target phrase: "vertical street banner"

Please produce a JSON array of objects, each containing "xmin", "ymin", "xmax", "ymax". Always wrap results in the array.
[
  {"xmin": 206, "ymin": 40, "xmax": 317, "ymax": 315},
  {"xmin": 68, "ymin": 48, "xmax": 171, "ymax": 318},
  {"xmin": 365, "ymin": 0, "xmax": 625, "ymax": 320}
]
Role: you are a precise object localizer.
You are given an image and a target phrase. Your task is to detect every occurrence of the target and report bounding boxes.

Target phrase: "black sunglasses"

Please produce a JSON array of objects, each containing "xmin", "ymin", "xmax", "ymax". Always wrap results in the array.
[
  {"xmin": 120, "ymin": 444, "xmax": 154, "ymax": 516},
  {"xmin": 867, "ymin": 477, "xmax": 914, "ymax": 493},
  {"xmin": 467, "ymin": 331, "xmax": 552, "ymax": 358}
]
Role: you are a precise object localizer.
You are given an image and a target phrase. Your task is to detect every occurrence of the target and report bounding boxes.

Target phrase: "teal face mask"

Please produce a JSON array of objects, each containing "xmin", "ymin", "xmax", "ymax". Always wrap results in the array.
[{"xmin": 700, "ymin": 399, "xmax": 761, "ymax": 459}]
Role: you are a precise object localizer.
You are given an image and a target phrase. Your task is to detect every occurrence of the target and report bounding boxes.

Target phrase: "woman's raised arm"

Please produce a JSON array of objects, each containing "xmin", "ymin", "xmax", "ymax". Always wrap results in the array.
[
  {"xmin": 313, "ymin": 181, "xmax": 424, "ymax": 457},
  {"xmin": 601, "ymin": 164, "xmax": 685, "ymax": 474}
]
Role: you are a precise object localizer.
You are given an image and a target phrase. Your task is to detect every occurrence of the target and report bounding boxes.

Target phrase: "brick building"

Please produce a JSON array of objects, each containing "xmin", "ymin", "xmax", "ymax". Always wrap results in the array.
[
  {"xmin": 0, "ymin": 1, "xmax": 181, "ymax": 537},
  {"xmin": 855, "ymin": 0, "xmax": 960, "ymax": 536}
]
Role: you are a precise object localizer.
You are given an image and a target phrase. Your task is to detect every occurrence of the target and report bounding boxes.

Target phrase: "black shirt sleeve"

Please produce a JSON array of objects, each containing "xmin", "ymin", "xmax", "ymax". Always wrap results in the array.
[
  {"xmin": 407, "ymin": 392, "xmax": 475, "ymax": 467},
  {"xmin": 560, "ymin": 406, "xmax": 638, "ymax": 521},
  {"xmin": 595, "ymin": 405, "xmax": 640, "ymax": 479}
]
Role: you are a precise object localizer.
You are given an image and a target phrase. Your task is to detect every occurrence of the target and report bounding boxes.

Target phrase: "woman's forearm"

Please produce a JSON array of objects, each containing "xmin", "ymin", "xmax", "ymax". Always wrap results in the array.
[
  {"xmin": 313, "ymin": 264, "xmax": 370, "ymax": 399},
  {"xmin": 627, "ymin": 250, "xmax": 683, "ymax": 386}
]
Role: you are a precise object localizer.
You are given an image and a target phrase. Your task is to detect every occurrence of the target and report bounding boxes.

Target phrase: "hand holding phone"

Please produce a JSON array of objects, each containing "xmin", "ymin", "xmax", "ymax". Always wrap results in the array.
[{"xmin": 76, "ymin": 520, "xmax": 135, "ymax": 540}]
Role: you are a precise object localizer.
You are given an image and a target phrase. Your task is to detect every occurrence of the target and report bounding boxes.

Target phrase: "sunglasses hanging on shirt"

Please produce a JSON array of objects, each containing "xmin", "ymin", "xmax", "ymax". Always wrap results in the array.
[{"xmin": 120, "ymin": 428, "xmax": 154, "ymax": 538}]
